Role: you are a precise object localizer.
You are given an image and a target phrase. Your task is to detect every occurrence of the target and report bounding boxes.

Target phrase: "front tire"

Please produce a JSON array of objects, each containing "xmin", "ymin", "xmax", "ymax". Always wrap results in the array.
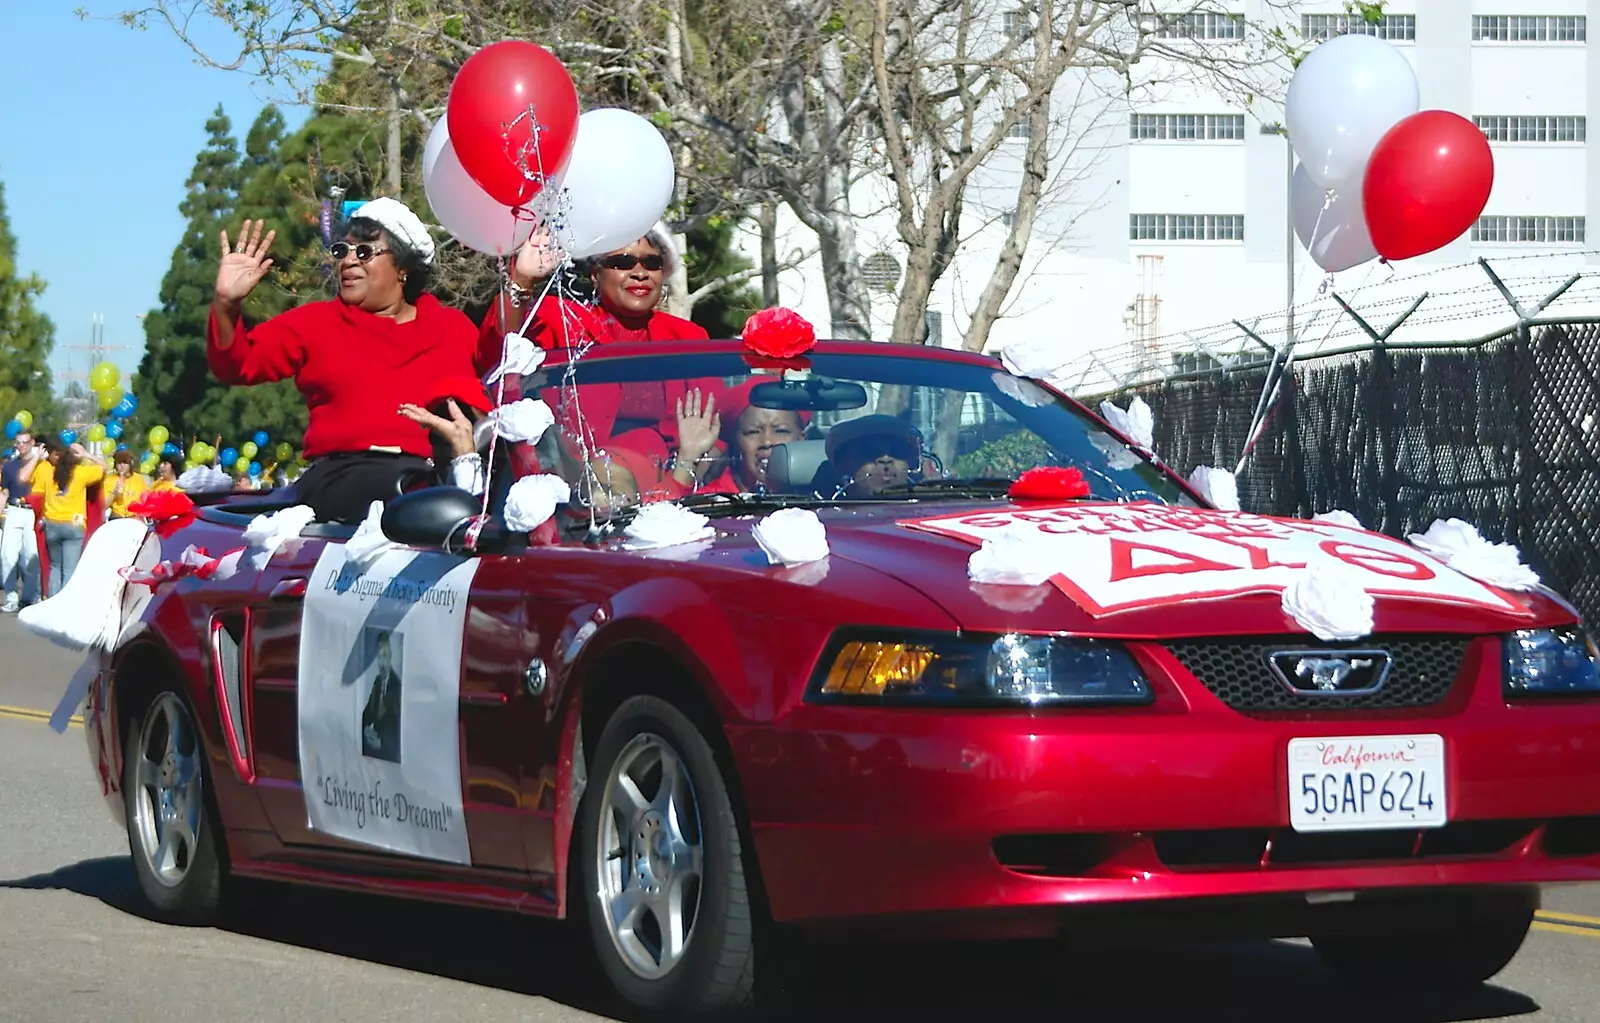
[
  {"xmin": 123, "ymin": 690, "xmax": 226, "ymax": 924},
  {"xmin": 578, "ymin": 695, "xmax": 757, "ymax": 1013},
  {"xmin": 1312, "ymin": 897, "xmax": 1535, "ymax": 991}
]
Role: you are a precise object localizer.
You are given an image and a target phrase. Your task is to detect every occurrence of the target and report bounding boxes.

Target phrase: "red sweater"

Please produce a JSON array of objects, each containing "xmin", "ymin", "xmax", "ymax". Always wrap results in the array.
[
  {"xmin": 483, "ymin": 296, "xmax": 717, "ymax": 451},
  {"xmin": 207, "ymin": 296, "xmax": 500, "ymax": 459}
]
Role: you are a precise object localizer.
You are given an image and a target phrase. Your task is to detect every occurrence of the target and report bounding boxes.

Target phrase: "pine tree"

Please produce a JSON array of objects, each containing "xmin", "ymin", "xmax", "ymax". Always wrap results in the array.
[
  {"xmin": 0, "ymin": 180, "xmax": 58, "ymax": 431},
  {"xmin": 132, "ymin": 106, "xmax": 243, "ymax": 443},
  {"xmin": 684, "ymin": 216, "xmax": 761, "ymax": 339}
]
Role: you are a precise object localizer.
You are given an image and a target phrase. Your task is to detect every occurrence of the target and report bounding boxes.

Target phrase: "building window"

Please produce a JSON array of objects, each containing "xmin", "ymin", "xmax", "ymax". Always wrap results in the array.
[
  {"xmin": 1471, "ymin": 216, "xmax": 1586, "ymax": 243},
  {"xmin": 1151, "ymin": 12, "xmax": 1246, "ymax": 40},
  {"xmin": 1475, "ymin": 115, "xmax": 1586, "ymax": 142},
  {"xmin": 1302, "ymin": 13, "xmax": 1416, "ymax": 41},
  {"xmin": 1006, "ymin": 119, "xmax": 1032, "ymax": 139},
  {"xmin": 1000, "ymin": 209, "xmax": 1016, "ymax": 228},
  {"xmin": 1128, "ymin": 113, "xmax": 1246, "ymax": 140},
  {"xmin": 1471, "ymin": 15, "xmax": 1586, "ymax": 42},
  {"xmin": 1129, "ymin": 214, "xmax": 1245, "ymax": 241},
  {"xmin": 1002, "ymin": 8, "xmax": 1030, "ymax": 38}
]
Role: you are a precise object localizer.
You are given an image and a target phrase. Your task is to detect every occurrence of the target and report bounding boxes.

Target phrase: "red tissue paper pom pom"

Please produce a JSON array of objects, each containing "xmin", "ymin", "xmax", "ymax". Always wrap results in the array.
[
  {"xmin": 1009, "ymin": 466, "xmax": 1090, "ymax": 501},
  {"xmin": 129, "ymin": 489, "xmax": 196, "ymax": 522},
  {"xmin": 741, "ymin": 307, "xmax": 817, "ymax": 360}
]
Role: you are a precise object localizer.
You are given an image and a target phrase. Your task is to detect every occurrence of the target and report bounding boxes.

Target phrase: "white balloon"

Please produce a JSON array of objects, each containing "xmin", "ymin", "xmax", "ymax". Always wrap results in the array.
[
  {"xmin": 1286, "ymin": 34, "xmax": 1419, "ymax": 189},
  {"xmin": 422, "ymin": 117, "xmax": 538, "ymax": 257},
  {"xmin": 555, "ymin": 109, "xmax": 675, "ymax": 260},
  {"xmin": 1290, "ymin": 162, "xmax": 1377, "ymax": 273}
]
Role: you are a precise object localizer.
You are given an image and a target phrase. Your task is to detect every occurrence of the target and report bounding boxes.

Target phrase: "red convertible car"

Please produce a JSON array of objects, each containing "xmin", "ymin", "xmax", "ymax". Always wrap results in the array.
[{"xmin": 79, "ymin": 340, "xmax": 1600, "ymax": 1014}]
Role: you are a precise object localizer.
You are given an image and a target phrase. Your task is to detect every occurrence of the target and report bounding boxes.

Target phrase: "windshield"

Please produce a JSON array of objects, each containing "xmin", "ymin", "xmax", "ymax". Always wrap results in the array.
[{"xmin": 520, "ymin": 347, "xmax": 1195, "ymax": 513}]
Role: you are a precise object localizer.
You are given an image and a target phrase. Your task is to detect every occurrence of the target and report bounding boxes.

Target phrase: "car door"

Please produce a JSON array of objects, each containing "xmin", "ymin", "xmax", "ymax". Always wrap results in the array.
[{"xmin": 246, "ymin": 529, "xmax": 543, "ymax": 881}]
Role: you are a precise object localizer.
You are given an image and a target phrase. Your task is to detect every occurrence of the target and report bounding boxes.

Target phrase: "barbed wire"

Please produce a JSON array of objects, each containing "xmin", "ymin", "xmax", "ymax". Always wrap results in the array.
[{"xmin": 1069, "ymin": 250, "xmax": 1600, "ymax": 391}]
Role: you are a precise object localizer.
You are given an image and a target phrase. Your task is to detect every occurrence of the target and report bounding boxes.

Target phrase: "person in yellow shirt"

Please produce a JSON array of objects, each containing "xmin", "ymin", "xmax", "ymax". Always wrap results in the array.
[
  {"xmin": 102, "ymin": 449, "xmax": 150, "ymax": 519},
  {"xmin": 150, "ymin": 455, "xmax": 181, "ymax": 492},
  {"xmin": 30, "ymin": 438, "xmax": 106, "ymax": 596}
]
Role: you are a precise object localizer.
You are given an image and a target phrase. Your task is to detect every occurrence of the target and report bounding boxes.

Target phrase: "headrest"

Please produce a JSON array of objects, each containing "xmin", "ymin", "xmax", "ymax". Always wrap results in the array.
[{"xmin": 764, "ymin": 440, "xmax": 828, "ymax": 493}]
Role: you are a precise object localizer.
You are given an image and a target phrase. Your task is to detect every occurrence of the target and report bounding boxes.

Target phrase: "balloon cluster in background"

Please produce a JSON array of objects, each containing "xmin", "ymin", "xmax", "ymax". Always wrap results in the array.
[
  {"xmin": 1286, "ymin": 34, "xmax": 1495, "ymax": 271},
  {"xmin": 422, "ymin": 39, "xmax": 676, "ymax": 260}
]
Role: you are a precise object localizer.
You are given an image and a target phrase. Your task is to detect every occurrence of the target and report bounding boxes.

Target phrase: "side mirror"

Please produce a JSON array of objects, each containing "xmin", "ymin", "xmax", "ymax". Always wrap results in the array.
[
  {"xmin": 380, "ymin": 486, "xmax": 531, "ymax": 555},
  {"xmin": 380, "ymin": 487, "xmax": 480, "ymax": 549}
]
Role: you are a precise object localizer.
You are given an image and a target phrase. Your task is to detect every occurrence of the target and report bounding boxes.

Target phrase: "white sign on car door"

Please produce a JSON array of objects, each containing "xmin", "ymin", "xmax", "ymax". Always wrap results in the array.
[{"xmin": 297, "ymin": 542, "xmax": 478, "ymax": 865}]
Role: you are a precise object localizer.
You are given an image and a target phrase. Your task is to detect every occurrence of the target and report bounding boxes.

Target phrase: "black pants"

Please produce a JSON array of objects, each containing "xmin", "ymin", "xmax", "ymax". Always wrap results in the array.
[{"xmin": 291, "ymin": 453, "xmax": 432, "ymax": 523}]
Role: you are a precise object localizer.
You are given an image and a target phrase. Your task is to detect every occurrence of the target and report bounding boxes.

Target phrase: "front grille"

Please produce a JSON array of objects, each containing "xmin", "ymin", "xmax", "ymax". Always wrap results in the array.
[
  {"xmin": 1153, "ymin": 820, "xmax": 1537, "ymax": 869},
  {"xmin": 1167, "ymin": 635, "xmax": 1471, "ymax": 712}
]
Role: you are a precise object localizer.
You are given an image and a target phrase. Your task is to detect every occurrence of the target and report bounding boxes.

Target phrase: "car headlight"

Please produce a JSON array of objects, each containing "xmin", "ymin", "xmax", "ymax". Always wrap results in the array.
[
  {"xmin": 809, "ymin": 630, "xmax": 1153, "ymax": 707},
  {"xmin": 1503, "ymin": 626, "xmax": 1600, "ymax": 697}
]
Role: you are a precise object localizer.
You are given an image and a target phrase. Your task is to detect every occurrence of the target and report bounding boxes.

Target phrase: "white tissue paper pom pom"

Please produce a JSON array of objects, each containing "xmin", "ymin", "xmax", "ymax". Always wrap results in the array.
[
  {"xmin": 491, "ymin": 398, "xmax": 556, "ymax": 443},
  {"xmin": 999, "ymin": 338, "xmax": 1063, "ymax": 381},
  {"xmin": 968, "ymin": 522, "xmax": 1059, "ymax": 586},
  {"xmin": 1313, "ymin": 509, "xmax": 1364, "ymax": 529},
  {"xmin": 177, "ymin": 466, "xmax": 233, "ymax": 493},
  {"xmin": 1407, "ymin": 518, "xmax": 1541, "ymax": 591},
  {"xmin": 344, "ymin": 501, "xmax": 405, "ymax": 568},
  {"xmin": 1098, "ymin": 397, "xmax": 1154, "ymax": 450},
  {"xmin": 624, "ymin": 502, "xmax": 715, "ymax": 549},
  {"xmin": 505, "ymin": 474, "xmax": 571, "ymax": 532},
  {"xmin": 1186, "ymin": 465, "xmax": 1239, "ymax": 511},
  {"xmin": 752, "ymin": 508, "xmax": 829, "ymax": 566},
  {"xmin": 486, "ymin": 332, "xmax": 546, "ymax": 383},
  {"xmin": 243, "ymin": 504, "xmax": 316, "ymax": 553},
  {"xmin": 1280, "ymin": 555, "xmax": 1376, "ymax": 642}
]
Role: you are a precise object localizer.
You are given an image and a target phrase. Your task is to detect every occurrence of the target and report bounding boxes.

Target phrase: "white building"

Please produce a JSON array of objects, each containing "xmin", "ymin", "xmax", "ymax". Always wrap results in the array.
[{"xmin": 748, "ymin": 1, "xmax": 1600, "ymax": 391}]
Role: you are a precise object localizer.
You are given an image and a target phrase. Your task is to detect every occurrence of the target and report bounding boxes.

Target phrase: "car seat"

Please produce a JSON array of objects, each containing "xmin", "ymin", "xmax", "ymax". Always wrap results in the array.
[{"xmin": 764, "ymin": 440, "xmax": 829, "ymax": 493}]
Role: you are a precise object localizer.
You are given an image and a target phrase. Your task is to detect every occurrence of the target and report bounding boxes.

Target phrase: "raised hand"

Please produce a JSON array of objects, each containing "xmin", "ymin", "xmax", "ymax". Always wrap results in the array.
[
  {"xmin": 513, "ymin": 226, "xmax": 563, "ymax": 286},
  {"xmin": 399, "ymin": 400, "xmax": 476, "ymax": 459},
  {"xmin": 216, "ymin": 220, "xmax": 277, "ymax": 303},
  {"xmin": 674, "ymin": 389, "xmax": 721, "ymax": 464}
]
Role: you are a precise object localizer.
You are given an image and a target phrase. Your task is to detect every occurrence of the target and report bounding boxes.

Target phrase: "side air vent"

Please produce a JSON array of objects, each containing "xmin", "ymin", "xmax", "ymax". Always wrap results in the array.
[{"xmin": 211, "ymin": 614, "xmax": 250, "ymax": 771}]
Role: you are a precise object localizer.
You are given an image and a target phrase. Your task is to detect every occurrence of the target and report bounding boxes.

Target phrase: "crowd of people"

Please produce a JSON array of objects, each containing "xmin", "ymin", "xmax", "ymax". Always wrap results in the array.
[
  {"xmin": 0, "ymin": 430, "xmax": 189, "ymax": 610},
  {"xmin": 0, "ymin": 195, "xmax": 932, "ymax": 605}
]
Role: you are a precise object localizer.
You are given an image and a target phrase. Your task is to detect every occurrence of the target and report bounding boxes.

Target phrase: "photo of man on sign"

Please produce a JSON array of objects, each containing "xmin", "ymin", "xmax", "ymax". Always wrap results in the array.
[{"xmin": 360, "ymin": 629, "xmax": 403, "ymax": 763}]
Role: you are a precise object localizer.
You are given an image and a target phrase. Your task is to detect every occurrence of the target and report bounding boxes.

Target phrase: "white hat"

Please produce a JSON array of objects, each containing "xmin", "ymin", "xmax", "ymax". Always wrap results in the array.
[
  {"xmin": 644, "ymin": 221, "xmax": 680, "ymax": 277},
  {"xmin": 349, "ymin": 197, "xmax": 437, "ymax": 265}
]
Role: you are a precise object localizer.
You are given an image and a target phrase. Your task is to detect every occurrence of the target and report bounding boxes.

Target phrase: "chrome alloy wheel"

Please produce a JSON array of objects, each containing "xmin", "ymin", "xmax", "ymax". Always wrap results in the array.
[
  {"xmin": 595, "ymin": 732, "xmax": 706, "ymax": 980},
  {"xmin": 130, "ymin": 693, "xmax": 204, "ymax": 889}
]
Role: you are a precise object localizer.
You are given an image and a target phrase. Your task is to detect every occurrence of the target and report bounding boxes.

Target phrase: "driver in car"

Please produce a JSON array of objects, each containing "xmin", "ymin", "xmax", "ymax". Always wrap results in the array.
[{"xmin": 823, "ymin": 415, "xmax": 920, "ymax": 497}]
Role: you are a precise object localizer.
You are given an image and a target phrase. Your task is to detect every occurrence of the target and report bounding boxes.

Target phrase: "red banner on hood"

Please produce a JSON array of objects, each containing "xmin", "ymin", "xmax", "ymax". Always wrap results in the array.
[{"xmin": 902, "ymin": 502, "xmax": 1529, "ymax": 618}]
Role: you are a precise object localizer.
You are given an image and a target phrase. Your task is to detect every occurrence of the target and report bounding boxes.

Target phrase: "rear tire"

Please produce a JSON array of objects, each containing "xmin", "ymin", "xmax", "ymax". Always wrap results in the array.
[
  {"xmin": 1312, "ymin": 898, "xmax": 1535, "ymax": 992},
  {"xmin": 578, "ymin": 695, "xmax": 757, "ymax": 1013},
  {"xmin": 123, "ymin": 689, "xmax": 227, "ymax": 925}
]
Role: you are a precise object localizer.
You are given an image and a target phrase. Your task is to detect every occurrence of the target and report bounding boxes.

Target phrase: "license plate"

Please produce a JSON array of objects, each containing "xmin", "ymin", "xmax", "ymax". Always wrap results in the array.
[{"xmin": 1287, "ymin": 734, "xmax": 1447, "ymax": 833}]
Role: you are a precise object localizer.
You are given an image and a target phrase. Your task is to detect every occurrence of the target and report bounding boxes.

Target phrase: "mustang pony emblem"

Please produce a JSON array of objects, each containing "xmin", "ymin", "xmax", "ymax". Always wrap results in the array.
[{"xmin": 1268, "ymin": 651, "xmax": 1392, "ymax": 696}]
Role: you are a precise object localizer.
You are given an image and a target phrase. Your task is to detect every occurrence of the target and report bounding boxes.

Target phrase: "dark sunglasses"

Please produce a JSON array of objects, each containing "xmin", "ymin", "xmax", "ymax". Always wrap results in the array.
[
  {"xmin": 598, "ymin": 253, "xmax": 666, "ymax": 272},
  {"xmin": 329, "ymin": 242, "xmax": 390, "ymax": 263}
]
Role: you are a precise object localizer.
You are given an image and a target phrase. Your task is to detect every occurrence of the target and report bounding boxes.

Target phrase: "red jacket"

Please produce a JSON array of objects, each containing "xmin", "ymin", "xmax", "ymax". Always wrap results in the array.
[
  {"xmin": 484, "ymin": 296, "xmax": 718, "ymax": 454},
  {"xmin": 207, "ymin": 296, "xmax": 500, "ymax": 459}
]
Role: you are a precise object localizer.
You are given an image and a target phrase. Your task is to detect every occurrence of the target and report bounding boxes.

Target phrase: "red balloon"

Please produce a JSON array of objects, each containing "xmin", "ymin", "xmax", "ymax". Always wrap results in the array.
[
  {"xmin": 1362, "ymin": 110, "xmax": 1494, "ymax": 261},
  {"xmin": 447, "ymin": 41, "xmax": 580, "ymax": 208}
]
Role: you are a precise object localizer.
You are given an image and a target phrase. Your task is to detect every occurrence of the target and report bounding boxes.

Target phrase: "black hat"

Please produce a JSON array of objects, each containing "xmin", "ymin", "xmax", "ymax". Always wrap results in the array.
[{"xmin": 825, "ymin": 415, "xmax": 919, "ymax": 466}]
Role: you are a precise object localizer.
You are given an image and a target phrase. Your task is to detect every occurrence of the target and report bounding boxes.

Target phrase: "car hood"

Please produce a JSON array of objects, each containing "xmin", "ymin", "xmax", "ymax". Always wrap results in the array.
[{"xmin": 695, "ymin": 500, "xmax": 1571, "ymax": 639}]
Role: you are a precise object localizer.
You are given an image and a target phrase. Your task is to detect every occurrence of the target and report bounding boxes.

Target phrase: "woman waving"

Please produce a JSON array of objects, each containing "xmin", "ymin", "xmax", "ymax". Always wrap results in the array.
[{"xmin": 207, "ymin": 199, "xmax": 497, "ymax": 522}]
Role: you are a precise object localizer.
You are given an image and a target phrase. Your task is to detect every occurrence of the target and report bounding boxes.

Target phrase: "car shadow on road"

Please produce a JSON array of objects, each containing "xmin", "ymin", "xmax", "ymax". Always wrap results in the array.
[{"xmin": 1, "ymin": 855, "xmax": 1542, "ymax": 1023}]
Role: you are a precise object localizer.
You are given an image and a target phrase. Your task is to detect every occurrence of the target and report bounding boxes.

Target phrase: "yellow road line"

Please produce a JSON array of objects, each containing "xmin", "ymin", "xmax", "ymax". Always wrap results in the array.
[
  {"xmin": 1537, "ymin": 909, "xmax": 1600, "ymax": 928},
  {"xmin": 1534, "ymin": 921, "xmax": 1600, "ymax": 940},
  {"xmin": 0, "ymin": 704, "xmax": 81, "ymax": 728}
]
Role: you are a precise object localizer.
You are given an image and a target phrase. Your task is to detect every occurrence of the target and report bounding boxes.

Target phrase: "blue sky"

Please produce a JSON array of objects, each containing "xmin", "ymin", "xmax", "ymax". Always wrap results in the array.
[{"xmin": 0, "ymin": 4, "xmax": 310, "ymax": 393}]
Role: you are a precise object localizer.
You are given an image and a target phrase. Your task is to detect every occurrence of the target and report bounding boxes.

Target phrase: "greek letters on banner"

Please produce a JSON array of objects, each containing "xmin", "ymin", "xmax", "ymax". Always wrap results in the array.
[
  {"xmin": 905, "ymin": 504, "xmax": 1529, "ymax": 618},
  {"xmin": 298, "ymin": 543, "xmax": 478, "ymax": 865}
]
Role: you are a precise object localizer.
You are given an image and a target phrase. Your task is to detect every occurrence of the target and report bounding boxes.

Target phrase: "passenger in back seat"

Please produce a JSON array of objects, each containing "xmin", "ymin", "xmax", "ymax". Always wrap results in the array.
[{"xmin": 822, "ymin": 415, "xmax": 920, "ymax": 497}]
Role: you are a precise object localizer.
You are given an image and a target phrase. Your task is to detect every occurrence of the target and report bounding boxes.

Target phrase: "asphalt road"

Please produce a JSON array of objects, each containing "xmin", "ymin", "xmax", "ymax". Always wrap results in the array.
[{"xmin": 2, "ymin": 614, "xmax": 1599, "ymax": 1022}]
